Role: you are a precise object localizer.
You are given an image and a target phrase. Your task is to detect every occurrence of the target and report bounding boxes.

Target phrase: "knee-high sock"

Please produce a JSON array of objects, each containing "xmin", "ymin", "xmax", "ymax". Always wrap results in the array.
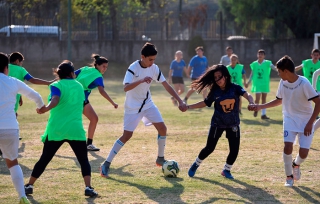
[
  {"xmin": 261, "ymin": 109, "xmax": 266, "ymax": 115},
  {"xmin": 223, "ymin": 163, "xmax": 233, "ymax": 171},
  {"xmin": 157, "ymin": 135, "xmax": 166, "ymax": 157},
  {"xmin": 106, "ymin": 139, "xmax": 124, "ymax": 163},
  {"xmin": 283, "ymin": 153, "xmax": 293, "ymax": 177},
  {"xmin": 294, "ymin": 154, "xmax": 306, "ymax": 165},
  {"xmin": 9, "ymin": 165, "xmax": 26, "ymax": 199}
]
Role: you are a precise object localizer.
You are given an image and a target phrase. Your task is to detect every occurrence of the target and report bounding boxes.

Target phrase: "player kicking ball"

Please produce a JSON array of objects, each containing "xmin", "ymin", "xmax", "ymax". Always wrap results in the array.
[
  {"xmin": 249, "ymin": 56, "xmax": 320, "ymax": 186},
  {"xmin": 100, "ymin": 43, "xmax": 187, "ymax": 177}
]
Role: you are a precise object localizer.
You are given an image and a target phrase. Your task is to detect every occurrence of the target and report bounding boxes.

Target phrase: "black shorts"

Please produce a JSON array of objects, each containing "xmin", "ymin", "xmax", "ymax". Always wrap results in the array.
[
  {"xmin": 83, "ymin": 100, "xmax": 90, "ymax": 107},
  {"xmin": 172, "ymin": 76, "xmax": 184, "ymax": 84}
]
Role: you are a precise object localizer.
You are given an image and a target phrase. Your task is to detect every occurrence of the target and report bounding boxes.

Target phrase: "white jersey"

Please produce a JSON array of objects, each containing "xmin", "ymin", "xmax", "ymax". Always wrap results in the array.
[
  {"xmin": 0, "ymin": 73, "xmax": 44, "ymax": 129},
  {"xmin": 123, "ymin": 60, "xmax": 166, "ymax": 114},
  {"xmin": 276, "ymin": 76, "xmax": 318, "ymax": 132}
]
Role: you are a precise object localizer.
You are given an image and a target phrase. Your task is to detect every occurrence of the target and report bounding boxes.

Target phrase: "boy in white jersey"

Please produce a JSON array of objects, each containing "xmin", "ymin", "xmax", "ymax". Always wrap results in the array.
[
  {"xmin": 0, "ymin": 52, "xmax": 45, "ymax": 203},
  {"xmin": 100, "ymin": 43, "xmax": 187, "ymax": 177},
  {"xmin": 249, "ymin": 56, "xmax": 320, "ymax": 187}
]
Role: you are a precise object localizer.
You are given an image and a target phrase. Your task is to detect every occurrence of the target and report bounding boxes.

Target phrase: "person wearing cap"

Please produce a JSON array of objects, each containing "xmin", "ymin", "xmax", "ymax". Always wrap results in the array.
[
  {"xmin": 24, "ymin": 60, "xmax": 98, "ymax": 197},
  {"xmin": 0, "ymin": 52, "xmax": 44, "ymax": 204}
]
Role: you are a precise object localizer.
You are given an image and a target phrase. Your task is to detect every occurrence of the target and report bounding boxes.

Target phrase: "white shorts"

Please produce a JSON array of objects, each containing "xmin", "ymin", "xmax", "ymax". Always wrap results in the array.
[
  {"xmin": 283, "ymin": 130, "xmax": 314, "ymax": 149},
  {"xmin": 124, "ymin": 105, "xmax": 164, "ymax": 132},
  {"xmin": 0, "ymin": 129, "xmax": 20, "ymax": 161}
]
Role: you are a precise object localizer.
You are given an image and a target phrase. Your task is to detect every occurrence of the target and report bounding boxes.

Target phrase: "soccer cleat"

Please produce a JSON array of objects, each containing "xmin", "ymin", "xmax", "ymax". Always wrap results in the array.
[
  {"xmin": 221, "ymin": 169, "xmax": 234, "ymax": 179},
  {"xmin": 188, "ymin": 162, "xmax": 199, "ymax": 177},
  {"xmin": 100, "ymin": 161, "xmax": 111, "ymax": 178},
  {"xmin": 292, "ymin": 163, "xmax": 301, "ymax": 181},
  {"xmin": 19, "ymin": 137, "xmax": 22, "ymax": 140},
  {"xmin": 85, "ymin": 186, "xmax": 98, "ymax": 197},
  {"xmin": 261, "ymin": 115, "xmax": 270, "ymax": 119},
  {"xmin": 284, "ymin": 177, "xmax": 294, "ymax": 187},
  {"xmin": 87, "ymin": 144, "xmax": 100, "ymax": 151},
  {"xmin": 253, "ymin": 111, "xmax": 258, "ymax": 117},
  {"xmin": 24, "ymin": 184, "xmax": 33, "ymax": 195},
  {"xmin": 19, "ymin": 196, "xmax": 30, "ymax": 204},
  {"xmin": 156, "ymin": 156, "xmax": 166, "ymax": 167}
]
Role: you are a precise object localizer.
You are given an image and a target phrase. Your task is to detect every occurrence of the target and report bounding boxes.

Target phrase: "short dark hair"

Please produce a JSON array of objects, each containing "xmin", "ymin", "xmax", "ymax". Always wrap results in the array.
[
  {"xmin": 0, "ymin": 52, "xmax": 9, "ymax": 73},
  {"xmin": 9, "ymin": 52, "xmax": 24, "ymax": 63},
  {"xmin": 90, "ymin": 54, "xmax": 108, "ymax": 67},
  {"xmin": 226, "ymin": 46, "xmax": 232, "ymax": 50},
  {"xmin": 54, "ymin": 60, "xmax": 75, "ymax": 79},
  {"xmin": 141, "ymin": 42, "xmax": 158, "ymax": 57},
  {"xmin": 276, "ymin": 55, "xmax": 295, "ymax": 73},
  {"xmin": 311, "ymin": 49, "xmax": 320, "ymax": 54},
  {"xmin": 195, "ymin": 46, "xmax": 204, "ymax": 51},
  {"xmin": 257, "ymin": 49, "xmax": 265, "ymax": 55}
]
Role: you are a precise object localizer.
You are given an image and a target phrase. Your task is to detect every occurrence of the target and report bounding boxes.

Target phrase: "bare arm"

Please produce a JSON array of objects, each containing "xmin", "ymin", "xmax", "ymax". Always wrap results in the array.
[
  {"xmin": 270, "ymin": 64, "xmax": 278, "ymax": 72},
  {"xmin": 187, "ymin": 101, "xmax": 207, "ymax": 110},
  {"xmin": 183, "ymin": 66, "xmax": 189, "ymax": 78},
  {"xmin": 254, "ymin": 98, "xmax": 282, "ymax": 111},
  {"xmin": 242, "ymin": 92, "xmax": 254, "ymax": 104},
  {"xmin": 124, "ymin": 77, "xmax": 152, "ymax": 92},
  {"xmin": 98, "ymin": 86, "xmax": 118, "ymax": 108},
  {"xmin": 28, "ymin": 78, "xmax": 55, "ymax": 85},
  {"xmin": 168, "ymin": 69, "xmax": 173, "ymax": 84},
  {"xmin": 37, "ymin": 95, "xmax": 60, "ymax": 114},
  {"xmin": 187, "ymin": 66, "xmax": 192, "ymax": 78},
  {"xmin": 295, "ymin": 65, "xmax": 303, "ymax": 71}
]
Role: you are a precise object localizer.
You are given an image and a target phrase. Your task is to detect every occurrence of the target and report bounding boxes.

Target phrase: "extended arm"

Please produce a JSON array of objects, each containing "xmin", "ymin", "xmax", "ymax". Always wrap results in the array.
[
  {"xmin": 252, "ymin": 98, "xmax": 282, "ymax": 111},
  {"xmin": 28, "ymin": 77, "xmax": 55, "ymax": 85},
  {"xmin": 242, "ymin": 92, "xmax": 254, "ymax": 104},
  {"xmin": 271, "ymin": 64, "xmax": 278, "ymax": 72},
  {"xmin": 98, "ymin": 86, "xmax": 118, "ymax": 108},
  {"xmin": 295, "ymin": 64, "xmax": 303, "ymax": 71},
  {"xmin": 187, "ymin": 101, "xmax": 207, "ymax": 110},
  {"xmin": 37, "ymin": 95, "xmax": 60, "ymax": 114}
]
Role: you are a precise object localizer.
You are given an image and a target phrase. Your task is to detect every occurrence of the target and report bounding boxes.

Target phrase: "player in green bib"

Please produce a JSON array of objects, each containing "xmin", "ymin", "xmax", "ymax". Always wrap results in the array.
[
  {"xmin": 246, "ymin": 49, "xmax": 277, "ymax": 119},
  {"xmin": 75, "ymin": 54, "xmax": 118, "ymax": 151},
  {"xmin": 24, "ymin": 61, "xmax": 98, "ymax": 197},
  {"xmin": 8, "ymin": 52, "xmax": 55, "ymax": 115},
  {"xmin": 227, "ymin": 54, "xmax": 247, "ymax": 114},
  {"xmin": 295, "ymin": 49, "xmax": 320, "ymax": 91}
]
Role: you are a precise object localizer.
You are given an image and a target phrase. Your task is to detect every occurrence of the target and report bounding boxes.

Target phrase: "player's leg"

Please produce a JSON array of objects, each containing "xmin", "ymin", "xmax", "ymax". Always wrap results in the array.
[
  {"xmin": 283, "ymin": 130, "xmax": 296, "ymax": 186},
  {"xmin": 292, "ymin": 132, "xmax": 314, "ymax": 181},
  {"xmin": 254, "ymin": 93, "xmax": 261, "ymax": 117},
  {"xmin": 68, "ymin": 140, "xmax": 98, "ymax": 197},
  {"xmin": 83, "ymin": 102, "xmax": 99, "ymax": 151},
  {"xmin": 221, "ymin": 126, "xmax": 240, "ymax": 179},
  {"xmin": 188, "ymin": 126, "xmax": 224, "ymax": 177},
  {"xmin": 25, "ymin": 138, "xmax": 63, "ymax": 193},
  {"xmin": 100, "ymin": 113, "xmax": 141, "ymax": 177},
  {"xmin": 261, "ymin": 93, "xmax": 270, "ymax": 119},
  {"xmin": 0, "ymin": 129, "xmax": 28, "ymax": 202}
]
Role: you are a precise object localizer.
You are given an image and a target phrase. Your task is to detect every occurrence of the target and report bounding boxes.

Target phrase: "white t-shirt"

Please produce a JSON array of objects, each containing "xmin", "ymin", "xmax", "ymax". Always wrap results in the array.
[
  {"xmin": 0, "ymin": 73, "xmax": 44, "ymax": 129},
  {"xmin": 276, "ymin": 76, "xmax": 318, "ymax": 132},
  {"xmin": 123, "ymin": 60, "xmax": 166, "ymax": 114}
]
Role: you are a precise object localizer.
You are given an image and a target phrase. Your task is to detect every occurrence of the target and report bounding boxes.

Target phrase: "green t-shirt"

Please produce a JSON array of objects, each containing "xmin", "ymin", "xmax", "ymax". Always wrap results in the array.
[
  {"xmin": 227, "ymin": 64, "xmax": 244, "ymax": 87},
  {"xmin": 41, "ymin": 79, "xmax": 86, "ymax": 142},
  {"xmin": 250, "ymin": 60, "xmax": 272, "ymax": 93},
  {"xmin": 76, "ymin": 66, "xmax": 102, "ymax": 91},
  {"xmin": 8, "ymin": 64, "xmax": 29, "ymax": 112},
  {"xmin": 302, "ymin": 59, "xmax": 320, "ymax": 91}
]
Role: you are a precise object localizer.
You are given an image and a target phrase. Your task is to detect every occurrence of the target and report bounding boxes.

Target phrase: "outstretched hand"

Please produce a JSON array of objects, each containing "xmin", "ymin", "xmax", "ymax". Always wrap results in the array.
[
  {"xmin": 247, "ymin": 104, "xmax": 260, "ymax": 111},
  {"xmin": 36, "ymin": 105, "xmax": 47, "ymax": 114},
  {"xmin": 178, "ymin": 102, "xmax": 188, "ymax": 112},
  {"xmin": 142, "ymin": 77, "xmax": 152, "ymax": 84}
]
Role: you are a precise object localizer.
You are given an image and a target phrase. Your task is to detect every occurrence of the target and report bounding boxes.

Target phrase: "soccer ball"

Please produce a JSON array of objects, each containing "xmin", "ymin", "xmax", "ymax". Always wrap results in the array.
[{"xmin": 162, "ymin": 160, "xmax": 180, "ymax": 177}]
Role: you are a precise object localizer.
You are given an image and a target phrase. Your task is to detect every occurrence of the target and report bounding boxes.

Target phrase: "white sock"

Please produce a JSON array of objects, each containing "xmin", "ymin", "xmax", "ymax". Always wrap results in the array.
[
  {"xmin": 223, "ymin": 163, "xmax": 233, "ymax": 171},
  {"xmin": 294, "ymin": 154, "xmax": 305, "ymax": 165},
  {"xmin": 195, "ymin": 157, "xmax": 203, "ymax": 166},
  {"xmin": 157, "ymin": 135, "xmax": 166, "ymax": 157},
  {"xmin": 261, "ymin": 109, "xmax": 266, "ymax": 115},
  {"xmin": 283, "ymin": 153, "xmax": 293, "ymax": 177},
  {"xmin": 9, "ymin": 165, "xmax": 26, "ymax": 199},
  {"xmin": 314, "ymin": 118, "xmax": 320, "ymax": 131},
  {"xmin": 106, "ymin": 139, "xmax": 124, "ymax": 163}
]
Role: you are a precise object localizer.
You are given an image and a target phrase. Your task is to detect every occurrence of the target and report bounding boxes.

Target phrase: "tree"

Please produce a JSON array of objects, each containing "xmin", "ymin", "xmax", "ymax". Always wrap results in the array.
[{"xmin": 218, "ymin": 0, "xmax": 320, "ymax": 39}]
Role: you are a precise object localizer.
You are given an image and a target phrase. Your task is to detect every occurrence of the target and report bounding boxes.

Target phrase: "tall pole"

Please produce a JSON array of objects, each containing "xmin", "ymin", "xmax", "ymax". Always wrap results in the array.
[{"xmin": 67, "ymin": 0, "xmax": 72, "ymax": 60}]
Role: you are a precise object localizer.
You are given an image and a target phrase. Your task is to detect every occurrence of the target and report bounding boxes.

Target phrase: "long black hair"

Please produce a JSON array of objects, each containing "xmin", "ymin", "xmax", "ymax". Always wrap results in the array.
[
  {"xmin": 90, "ymin": 54, "xmax": 108, "ymax": 68},
  {"xmin": 191, "ymin": 64, "xmax": 231, "ymax": 94},
  {"xmin": 53, "ymin": 60, "xmax": 74, "ymax": 79}
]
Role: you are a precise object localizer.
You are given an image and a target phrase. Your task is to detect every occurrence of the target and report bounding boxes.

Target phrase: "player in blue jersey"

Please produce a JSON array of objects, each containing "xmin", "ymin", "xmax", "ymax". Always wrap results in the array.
[{"xmin": 186, "ymin": 64, "xmax": 254, "ymax": 179}]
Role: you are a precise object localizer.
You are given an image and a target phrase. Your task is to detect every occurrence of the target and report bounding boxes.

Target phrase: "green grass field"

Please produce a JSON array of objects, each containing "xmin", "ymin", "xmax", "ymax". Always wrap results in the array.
[{"xmin": 1, "ymin": 78, "xmax": 320, "ymax": 204}]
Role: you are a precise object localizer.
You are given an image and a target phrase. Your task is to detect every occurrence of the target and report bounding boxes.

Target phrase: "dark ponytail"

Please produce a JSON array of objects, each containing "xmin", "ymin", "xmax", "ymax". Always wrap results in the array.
[
  {"xmin": 53, "ymin": 60, "xmax": 74, "ymax": 79},
  {"xmin": 90, "ymin": 54, "xmax": 108, "ymax": 68}
]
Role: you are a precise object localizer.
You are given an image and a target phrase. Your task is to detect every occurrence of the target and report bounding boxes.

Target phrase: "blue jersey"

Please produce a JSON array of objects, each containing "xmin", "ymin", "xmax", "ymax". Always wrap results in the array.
[
  {"xmin": 170, "ymin": 60, "xmax": 186, "ymax": 77},
  {"xmin": 204, "ymin": 83, "xmax": 246, "ymax": 128},
  {"xmin": 189, "ymin": 55, "xmax": 208, "ymax": 79}
]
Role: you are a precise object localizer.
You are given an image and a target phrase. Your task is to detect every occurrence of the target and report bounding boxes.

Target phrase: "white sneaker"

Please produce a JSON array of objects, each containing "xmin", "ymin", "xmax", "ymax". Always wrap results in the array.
[
  {"xmin": 87, "ymin": 144, "xmax": 100, "ymax": 151},
  {"xmin": 293, "ymin": 165, "xmax": 301, "ymax": 180},
  {"xmin": 284, "ymin": 178, "xmax": 294, "ymax": 187}
]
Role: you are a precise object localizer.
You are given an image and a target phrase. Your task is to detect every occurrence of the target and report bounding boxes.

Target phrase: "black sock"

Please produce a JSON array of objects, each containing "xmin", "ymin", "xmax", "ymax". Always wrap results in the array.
[{"xmin": 87, "ymin": 138, "xmax": 93, "ymax": 145}]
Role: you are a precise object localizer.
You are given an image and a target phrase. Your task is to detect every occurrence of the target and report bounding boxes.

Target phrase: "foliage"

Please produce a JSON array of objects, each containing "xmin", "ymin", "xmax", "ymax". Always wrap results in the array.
[{"xmin": 218, "ymin": 0, "xmax": 320, "ymax": 39}]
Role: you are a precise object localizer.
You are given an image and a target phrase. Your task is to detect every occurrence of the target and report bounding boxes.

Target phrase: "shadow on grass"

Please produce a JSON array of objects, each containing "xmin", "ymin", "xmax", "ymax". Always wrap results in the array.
[
  {"xmin": 292, "ymin": 186, "xmax": 320, "ymax": 203},
  {"xmin": 0, "ymin": 143, "xmax": 32, "ymax": 175},
  {"xmin": 193, "ymin": 177, "xmax": 281, "ymax": 203},
  {"xmin": 241, "ymin": 118, "xmax": 283, "ymax": 126},
  {"xmin": 109, "ymin": 176, "xmax": 186, "ymax": 204}
]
